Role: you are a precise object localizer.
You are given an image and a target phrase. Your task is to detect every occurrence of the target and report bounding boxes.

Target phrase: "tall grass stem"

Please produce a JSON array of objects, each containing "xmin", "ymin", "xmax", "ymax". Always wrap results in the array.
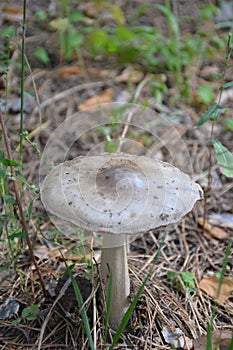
[{"xmin": 19, "ymin": 0, "xmax": 27, "ymax": 166}]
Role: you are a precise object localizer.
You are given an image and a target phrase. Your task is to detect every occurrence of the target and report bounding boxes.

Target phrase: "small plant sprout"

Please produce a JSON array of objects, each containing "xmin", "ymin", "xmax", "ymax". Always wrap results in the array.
[{"xmin": 40, "ymin": 152, "xmax": 203, "ymax": 328}]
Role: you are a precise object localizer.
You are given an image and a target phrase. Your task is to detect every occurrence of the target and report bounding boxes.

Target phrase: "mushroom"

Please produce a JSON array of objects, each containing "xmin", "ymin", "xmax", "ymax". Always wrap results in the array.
[{"xmin": 40, "ymin": 152, "xmax": 203, "ymax": 328}]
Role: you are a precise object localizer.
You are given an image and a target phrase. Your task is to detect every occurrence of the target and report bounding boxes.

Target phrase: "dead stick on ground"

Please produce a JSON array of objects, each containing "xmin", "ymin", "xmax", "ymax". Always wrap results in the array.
[
  {"xmin": 31, "ymin": 81, "xmax": 104, "ymax": 117},
  {"xmin": 0, "ymin": 107, "xmax": 47, "ymax": 298}
]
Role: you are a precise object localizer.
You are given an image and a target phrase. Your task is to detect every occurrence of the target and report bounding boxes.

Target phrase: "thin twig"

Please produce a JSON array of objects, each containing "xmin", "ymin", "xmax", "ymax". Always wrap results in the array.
[
  {"xmin": 31, "ymin": 81, "xmax": 104, "ymax": 117},
  {"xmin": 117, "ymin": 77, "xmax": 150, "ymax": 152}
]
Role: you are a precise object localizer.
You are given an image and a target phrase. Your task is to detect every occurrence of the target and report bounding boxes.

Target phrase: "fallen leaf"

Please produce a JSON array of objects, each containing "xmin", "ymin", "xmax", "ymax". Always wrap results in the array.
[
  {"xmin": 209, "ymin": 213, "xmax": 233, "ymax": 230},
  {"xmin": 194, "ymin": 330, "xmax": 233, "ymax": 350},
  {"xmin": 115, "ymin": 67, "xmax": 144, "ymax": 83},
  {"xmin": 0, "ymin": 265, "xmax": 16, "ymax": 290},
  {"xmin": 89, "ymin": 68, "xmax": 117, "ymax": 79},
  {"xmin": 2, "ymin": 5, "xmax": 24, "ymax": 22},
  {"xmin": 47, "ymin": 247, "xmax": 92, "ymax": 262},
  {"xmin": 78, "ymin": 88, "xmax": 114, "ymax": 110},
  {"xmin": 80, "ymin": 2, "xmax": 103, "ymax": 18},
  {"xmin": 58, "ymin": 66, "xmax": 82, "ymax": 76},
  {"xmin": 162, "ymin": 326, "xmax": 193, "ymax": 349},
  {"xmin": 199, "ymin": 275, "xmax": 233, "ymax": 304},
  {"xmin": 0, "ymin": 297, "xmax": 19, "ymax": 320},
  {"xmin": 33, "ymin": 245, "xmax": 51, "ymax": 259},
  {"xmin": 80, "ymin": 2, "xmax": 114, "ymax": 21},
  {"xmin": 198, "ymin": 218, "xmax": 230, "ymax": 239},
  {"xmin": 3, "ymin": 4, "xmax": 23, "ymax": 14}
]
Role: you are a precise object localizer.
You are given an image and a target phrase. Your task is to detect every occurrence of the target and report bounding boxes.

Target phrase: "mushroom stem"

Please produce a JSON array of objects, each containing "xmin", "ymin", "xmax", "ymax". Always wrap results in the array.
[{"xmin": 101, "ymin": 233, "xmax": 130, "ymax": 329}]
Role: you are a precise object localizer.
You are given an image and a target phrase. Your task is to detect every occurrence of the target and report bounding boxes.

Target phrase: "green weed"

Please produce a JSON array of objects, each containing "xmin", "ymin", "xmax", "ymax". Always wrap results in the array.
[
  {"xmin": 13, "ymin": 304, "xmax": 40, "ymax": 325},
  {"xmin": 206, "ymin": 240, "xmax": 232, "ymax": 350},
  {"xmin": 48, "ymin": 0, "xmax": 224, "ymax": 100},
  {"xmin": 167, "ymin": 271, "xmax": 196, "ymax": 295},
  {"xmin": 196, "ymin": 33, "xmax": 233, "ymax": 178}
]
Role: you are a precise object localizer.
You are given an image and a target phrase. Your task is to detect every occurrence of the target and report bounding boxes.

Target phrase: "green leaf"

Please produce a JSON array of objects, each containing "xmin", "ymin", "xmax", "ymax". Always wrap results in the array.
[
  {"xmin": 104, "ymin": 140, "xmax": 118, "ymax": 153},
  {"xmin": 212, "ymin": 107, "xmax": 228, "ymax": 122},
  {"xmin": 112, "ymin": 6, "xmax": 125, "ymax": 26},
  {"xmin": 180, "ymin": 272, "xmax": 195, "ymax": 289},
  {"xmin": 0, "ymin": 26, "xmax": 15, "ymax": 37},
  {"xmin": 195, "ymin": 103, "xmax": 219, "ymax": 127},
  {"xmin": 22, "ymin": 304, "xmax": 39, "ymax": 320},
  {"xmin": 15, "ymin": 171, "xmax": 39, "ymax": 195},
  {"xmin": 219, "ymin": 81, "xmax": 233, "ymax": 90},
  {"xmin": 116, "ymin": 26, "xmax": 135, "ymax": 41},
  {"xmin": 0, "ymin": 169, "xmax": 7, "ymax": 178},
  {"xmin": 50, "ymin": 18, "xmax": 69, "ymax": 31},
  {"xmin": 88, "ymin": 29, "xmax": 107, "ymax": 54},
  {"xmin": 200, "ymin": 4, "xmax": 218, "ymax": 20},
  {"xmin": 9, "ymin": 231, "xmax": 28, "ymax": 240},
  {"xmin": 211, "ymin": 139, "xmax": 233, "ymax": 177},
  {"xmin": 225, "ymin": 118, "xmax": 233, "ymax": 132},
  {"xmin": 4, "ymin": 195, "xmax": 15, "ymax": 204},
  {"xmin": 167, "ymin": 271, "xmax": 177, "ymax": 281},
  {"xmin": 197, "ymin": 85, "xmax": 214, "ymax": 104},
  {"xmin": 2, "ymin": 158, "xmax": 22, "ymax": 167},
  {"xmin": 64, "ymin": 263, "xmax": 76, "ymax": 276},
  {"xmin": 69, "ymin": 11, "xmax": 85, "ymax": 23},
  {"xmin": 36, "ymin": 11, "xmax": 47, "ymax": 21},
  {"xmin": 33, "ymin": 48, "xmax": 50, "ymax": 64},
  {"xmin": 0, "ymin": 262, "xmax": 11, "ymax": 270},
  {"xmin": 27, "ymin": 199, "xmax": 34, "ymax": 220}
]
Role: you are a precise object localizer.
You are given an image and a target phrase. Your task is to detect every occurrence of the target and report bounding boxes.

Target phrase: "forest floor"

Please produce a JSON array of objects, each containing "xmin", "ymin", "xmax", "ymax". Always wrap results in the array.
[{"xmin": 0, "ymin": 1, "xmax": 233, "ymax": 349}]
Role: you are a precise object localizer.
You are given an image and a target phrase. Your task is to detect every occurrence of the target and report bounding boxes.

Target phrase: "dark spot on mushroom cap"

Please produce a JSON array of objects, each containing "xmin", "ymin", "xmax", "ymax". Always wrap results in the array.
[{"xmin": 160, "ymin": 213, "xmax": 169, "ymax": 221}]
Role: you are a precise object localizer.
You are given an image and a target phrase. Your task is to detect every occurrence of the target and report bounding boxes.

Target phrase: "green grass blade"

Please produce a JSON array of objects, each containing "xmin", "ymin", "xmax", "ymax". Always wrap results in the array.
[
  {"xmin": 19, "ymin": 0, "xmax": 27, "ymax": 166},
  {"xmin": 205, "ymin": 324, "xmax": 213, "ymax": 350},
  {"xmin": 67, "ymin": 269, "xmax": 95, "ymax": 350},
  {"xmin": 228, "ymin": 334, "xmax": 233, "ymax": 350},
  {"xmin": 195, "ymin": 103, "xmax": 219, "ymax": 127},
  {"xmin": 205, "ymin": 240, "xmax": 232, "ymax": 350},
  {"xmin": 109, "ymin": 269, "xmax": 151, "ymax": 350},
  {"xmin": 104, "ymin": 270, "xmax": 113, "ymax": 346},
  {"xmin": 220, "ymin": 81, "xmax": 233, "ymax": 90},
  {"xmin": 216, "ymin": 240, "xmax": 232, "ymax": 299}
]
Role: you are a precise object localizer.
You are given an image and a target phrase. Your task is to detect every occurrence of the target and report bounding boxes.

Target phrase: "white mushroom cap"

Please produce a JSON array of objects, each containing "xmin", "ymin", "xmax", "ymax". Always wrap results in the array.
[{"xmin": 40, "ymin": 152, "xmax": 203, "ymax": 235}]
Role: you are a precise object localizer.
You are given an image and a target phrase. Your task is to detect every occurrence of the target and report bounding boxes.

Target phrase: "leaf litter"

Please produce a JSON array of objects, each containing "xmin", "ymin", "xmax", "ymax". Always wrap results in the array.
[{"xmin": 0, "ymin": 0, "xmax": 233, "ymax": 349}]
